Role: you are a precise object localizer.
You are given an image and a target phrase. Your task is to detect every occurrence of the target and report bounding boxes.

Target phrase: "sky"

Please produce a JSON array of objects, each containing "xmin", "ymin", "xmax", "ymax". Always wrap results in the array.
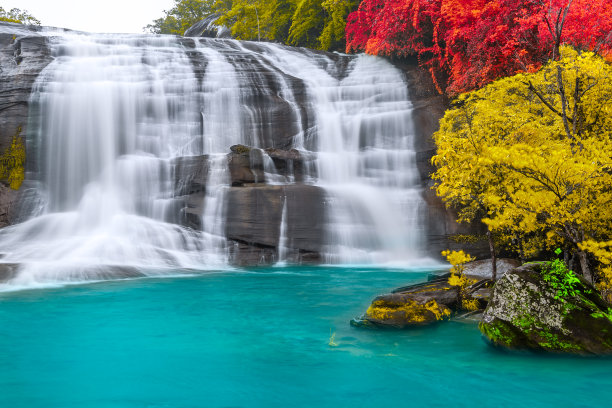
[{"xmin": 2, "ymin": 0, "xmax": 176, "ymax": 33}]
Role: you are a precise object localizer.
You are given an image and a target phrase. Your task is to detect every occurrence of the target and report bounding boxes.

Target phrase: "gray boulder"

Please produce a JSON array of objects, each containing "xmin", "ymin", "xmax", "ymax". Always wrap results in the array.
[{"xmin": 480, "ymin": 263, "xmax": 612, "ymax": 354}]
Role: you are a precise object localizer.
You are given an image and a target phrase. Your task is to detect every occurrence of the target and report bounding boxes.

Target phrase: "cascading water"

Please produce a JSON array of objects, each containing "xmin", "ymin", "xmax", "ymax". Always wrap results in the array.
[
  {"xmin": 233, "ymin": 43, "xmax": 426, "ymax": 264},
  {"xmin": 0, "ymin": 30, "xmax": 429, "ymax": 287}
]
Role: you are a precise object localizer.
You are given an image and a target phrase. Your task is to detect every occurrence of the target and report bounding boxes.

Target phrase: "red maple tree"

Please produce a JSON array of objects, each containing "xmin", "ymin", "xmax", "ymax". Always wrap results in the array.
[{"xmin": 346, "ymin": 0, "xmax": 612, "ymax": 94}]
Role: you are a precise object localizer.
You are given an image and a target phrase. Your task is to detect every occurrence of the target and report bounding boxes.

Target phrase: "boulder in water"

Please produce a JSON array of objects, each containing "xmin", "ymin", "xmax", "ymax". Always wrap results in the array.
[
  {"xmin": 480, "ymin": 263, "xmax": 612, "ymax": 354},
  {"xmin": 351, "ymin": 276, "xmax": 459, "ymax": 328}
]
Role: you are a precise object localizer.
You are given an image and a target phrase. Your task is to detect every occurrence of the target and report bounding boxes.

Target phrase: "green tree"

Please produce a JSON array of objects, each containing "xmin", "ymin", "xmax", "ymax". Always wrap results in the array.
[
  {"xmin": 215, "ymin": 0, "xmax": 295, "ymax": 43},
  {"xmin": 432, "ymin": 46, "xmax": 612, "ymax": 283},
  {"xmin": 318, "ymin": 0, "xmax": 356, "ymax": 50},
  {"xmin": 0, "ymin": 7, "xmax": 40, "ymax": 25},
  {"xmin": 145, "ymin": 0, "xmax": 215, "ymax": 35},
  {"xmin": 147, "ymin": 0, "xmax": 357, "ymax": 50}
]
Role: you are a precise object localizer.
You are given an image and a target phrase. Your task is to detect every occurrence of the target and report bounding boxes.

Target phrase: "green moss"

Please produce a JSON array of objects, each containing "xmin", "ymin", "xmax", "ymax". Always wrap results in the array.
[
  {"xmin": 513, "ymin": 315, "xmax": 536, "ymax": 332},
  {"xmin": 590, "ymin": 308, "xmax": 612, "ymax": 324},
  {"xmin": 479, "ymin": 320, "xmax": 519, "ymax": 346},
  {"xmin": 537, "ymin": 331, "xmax": 582, "ymax": 351}
]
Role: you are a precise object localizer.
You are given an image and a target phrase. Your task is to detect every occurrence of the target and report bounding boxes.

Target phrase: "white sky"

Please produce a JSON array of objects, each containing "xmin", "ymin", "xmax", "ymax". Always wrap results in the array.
[{"xmin": 2, "ymin": 0, "xmax": 176, "ymax": 33}]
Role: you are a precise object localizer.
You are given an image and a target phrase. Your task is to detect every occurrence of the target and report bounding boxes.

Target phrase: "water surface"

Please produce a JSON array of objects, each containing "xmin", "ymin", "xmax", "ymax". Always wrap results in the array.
[{"xmin": 1, "ymin": 266, "xmax": 610, "ymax": 407}]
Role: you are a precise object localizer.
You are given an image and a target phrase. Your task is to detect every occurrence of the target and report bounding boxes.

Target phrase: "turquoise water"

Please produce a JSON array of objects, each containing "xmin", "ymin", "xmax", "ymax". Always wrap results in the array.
[{"xmin": 0, "ymin": 266, "xmax": 610, "ymax": 408}]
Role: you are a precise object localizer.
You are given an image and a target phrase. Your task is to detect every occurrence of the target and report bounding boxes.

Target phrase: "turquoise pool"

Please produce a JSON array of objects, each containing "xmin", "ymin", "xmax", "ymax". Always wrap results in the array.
[{"xmin": 0, "ymin": 266, "xmax": 610, "ymax": 407}]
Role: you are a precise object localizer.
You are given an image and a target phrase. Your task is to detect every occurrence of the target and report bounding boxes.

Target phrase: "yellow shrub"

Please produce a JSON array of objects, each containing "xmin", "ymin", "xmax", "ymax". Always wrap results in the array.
[{"xmin": 0, "ymin": 127, "xmax": 25, "ymax": 190}]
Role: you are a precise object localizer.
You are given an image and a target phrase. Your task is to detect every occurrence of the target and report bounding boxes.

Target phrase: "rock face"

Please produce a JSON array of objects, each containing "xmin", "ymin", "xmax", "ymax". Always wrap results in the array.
[
  {"xmin": 225, "ymin": 184, "xmax": 326, "ymax": 265},
  {"xmin": 0, "ymin": 23, "xmax": 53, "ymax": 227},
  {"xmin": 480, "ymin": 263, "xmax": 612, "ymax": 354},
  {"xmin": 227, "ymin": 144, "xmax": 316, "ymax": 186},
  {"xmin": 0, "ymin": 184, "xmax": 18, "ymax": 226},
  {"xmin": 0, "ymin": 23, "xmax": 52, "ymax": 155}
]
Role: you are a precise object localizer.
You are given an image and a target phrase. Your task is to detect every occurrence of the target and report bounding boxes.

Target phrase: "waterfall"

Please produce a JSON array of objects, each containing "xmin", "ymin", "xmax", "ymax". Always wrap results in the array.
[
  {"xmin": 0, "ymin": 31, "xmax": 428, "ymax": 286},
  {"xmin": 277, "ymin": 195, "xmax": 288, "ymax": 265}
]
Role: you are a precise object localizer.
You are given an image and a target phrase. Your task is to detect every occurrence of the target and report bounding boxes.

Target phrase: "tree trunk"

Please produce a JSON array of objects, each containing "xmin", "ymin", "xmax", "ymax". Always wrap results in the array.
[
  {"xmin": 577, "ymin": 250, "xmax": 593, "ymax": 284},
  {"xmin": 487, "ymin": 230, "xmax": 497, "ymax": 280}
]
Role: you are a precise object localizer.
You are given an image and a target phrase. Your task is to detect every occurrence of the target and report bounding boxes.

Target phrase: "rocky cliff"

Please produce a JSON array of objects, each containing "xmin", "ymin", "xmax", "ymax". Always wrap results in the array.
[{"xmin": 0, "ymin": 22, "xmax": 53, "ymax": 225}]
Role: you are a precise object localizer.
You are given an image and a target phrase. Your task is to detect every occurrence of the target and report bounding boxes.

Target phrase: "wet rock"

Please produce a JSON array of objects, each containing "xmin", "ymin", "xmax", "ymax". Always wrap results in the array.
[
  {"xmin": 228, "ymin": 145, "xmax": 264, "ymax": 186},
  {"xmin": 227, "ymin": 240, "xmax": 278, "ymax": 266},
  {"xmin": 0, "ymin": 24, "xmax": 53, "ymax": 227},
  {"xmin": 184, "ymin": 14, "xmax": 232, "ymax": 39},
  {"xmin": 0, "ymin": 25, "xmax": 52, "ymax": 163},
  {"xmin": 351, "ymin": 276, "xmax": 459, "ymax": 328},
  {"xmin": 264, "ymin": 147, "xmax": 316, "ymax": 183},
  {"xmin": 0, "ymin": 263, "xmax": 145, "ymax": 283},
  {"xmin": 352, "ymin": 271, "xmax": 500, "ymax": 329},
  {"xmin": 0, "ymin": 263, "xmax": 19, "ymax": 282},
  {"xmin": 225, "ymin": 185, "xmax": 284, "ymax": 247},
  {"xmin": 0, "ymin": 184, "xmax": 18, "ymax": 226},
  {"xmin": 228, "ymin": 145, "xmax": 314, "ymax": 186},
  {"xmin": 172, "ymin": 155, "xmax": 210, "ymax": 196},
  {"xmin": 224, "ymin": 184, "xmax": 326, "ymax": 253},
  {"xmin": 480, "ymin": 263, "xmax": 612, "ymax": 354}
]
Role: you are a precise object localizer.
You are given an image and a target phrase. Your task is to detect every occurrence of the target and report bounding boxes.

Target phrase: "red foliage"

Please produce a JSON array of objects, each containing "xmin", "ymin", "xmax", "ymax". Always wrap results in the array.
[{"xmin": 346, "ymin": 0, "xmax": 612, "ymax": 94}]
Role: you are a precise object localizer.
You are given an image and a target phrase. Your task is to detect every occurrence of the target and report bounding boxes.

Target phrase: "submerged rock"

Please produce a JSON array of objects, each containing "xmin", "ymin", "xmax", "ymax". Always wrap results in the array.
[{"xmin": 480, "ymin": 263, "xmax": 612, "ymax": 354}]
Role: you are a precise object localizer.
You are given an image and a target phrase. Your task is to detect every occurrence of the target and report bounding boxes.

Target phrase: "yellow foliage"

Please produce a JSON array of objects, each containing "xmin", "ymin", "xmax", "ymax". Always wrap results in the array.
[
  {"xmin": 442, "ymin": 249, "xmax": 475, "ymax": 275},
  {"xmin": 424, "ymin": 299, "xmax": 451, "ymax": 321},
  {"xmin": 443, "ymin": 249, "xmax": 479, "ymax": 310},
  {"xmin": 462, "ymin": 298, "xmax": 480, "ymax": 312},
  {"xmin": 0, "ymin": 127, "xmax": 25, "ymax": 190},
  {"xmin": 433, "ymin": 46, "xmax": 612, "ymax": 273},
  {"xmin": 579, "ymin": 240, "xmax": 612, "ymax": 298},
  {"xmin": 366, "ymin": 299, "xmax": 450, "ymax": 323},
  {"xmin": 448, "ymin": 273, "xmax": 469, "ymax": 287}
]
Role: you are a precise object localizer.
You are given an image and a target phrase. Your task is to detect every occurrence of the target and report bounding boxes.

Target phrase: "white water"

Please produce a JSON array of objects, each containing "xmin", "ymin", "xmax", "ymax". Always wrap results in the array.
[
  {"xmin": 0, "ymin": 31, "xmax": 430, "ymax": 286},
  {"xmin": 277, "ymin": 196, "xmax": 289, "ymax": 264},
  {"xmin": 248, "ymin": 44, "xmax": 426, "ymax": 264}
]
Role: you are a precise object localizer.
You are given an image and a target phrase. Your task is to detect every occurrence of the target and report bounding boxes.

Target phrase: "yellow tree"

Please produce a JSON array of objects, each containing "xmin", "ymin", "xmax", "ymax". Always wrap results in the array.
[{"xmin": 433, "ymin": 46, "xmax": 612, "ymax": 283}]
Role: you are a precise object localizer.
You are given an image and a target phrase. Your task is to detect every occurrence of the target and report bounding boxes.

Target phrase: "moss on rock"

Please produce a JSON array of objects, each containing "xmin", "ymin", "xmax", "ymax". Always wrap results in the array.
[
  {"xmin": 480, "ymin": 263, "xmax": 612, "ymax": 354},
  {"xmin": 351, "ymin": 276, "xmax": 458, "ymax": 329},
  {"xmin": 364, "ymin": 298, "xmax": 451, "ymax": 326}
]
